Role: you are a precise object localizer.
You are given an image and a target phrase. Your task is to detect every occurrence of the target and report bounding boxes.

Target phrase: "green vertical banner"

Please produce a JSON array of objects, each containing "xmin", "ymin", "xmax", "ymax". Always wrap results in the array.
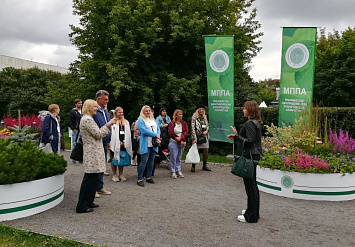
[
  {"xmin": 204, "ymin": 35, "xmax": 234, "ymax": 143},
  {"xmin": 278, "ymin": 27, "xmax": 317, "ymax": 127}
]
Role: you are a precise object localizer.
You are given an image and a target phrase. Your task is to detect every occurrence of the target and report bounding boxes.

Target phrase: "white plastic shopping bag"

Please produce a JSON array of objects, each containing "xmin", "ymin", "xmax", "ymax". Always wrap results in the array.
[{"xmin": 185, "ymin": 143, "xmax": 200, "ymax": 163}]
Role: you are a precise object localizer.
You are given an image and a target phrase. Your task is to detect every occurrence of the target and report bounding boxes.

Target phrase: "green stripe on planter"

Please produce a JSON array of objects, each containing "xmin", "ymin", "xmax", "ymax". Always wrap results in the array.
[
  {"xmin": 0, "ymin": 190, "xmax": 64, "ymax": 215},
  {"xmin": 293, "ymin": 189, "xmax": 355, "ymax": 196},
  {"xmin": 257, "ymin": 181, "xmax": 281, "ymax": 191}
]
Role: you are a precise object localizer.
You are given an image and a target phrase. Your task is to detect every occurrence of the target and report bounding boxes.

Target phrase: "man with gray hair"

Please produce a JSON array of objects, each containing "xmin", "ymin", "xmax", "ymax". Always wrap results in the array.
[{"xmin": 92, "ymin": 90, "xmax": 112, "ymax": 198}]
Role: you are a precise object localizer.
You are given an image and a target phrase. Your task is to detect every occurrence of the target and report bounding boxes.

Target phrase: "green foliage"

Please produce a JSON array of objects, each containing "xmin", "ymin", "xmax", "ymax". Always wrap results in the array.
[
  {"xmin": 263, "ymin": 117, "xmax": 319, "ymax": 152},
  {"xmin": 234, "ymin": 79, "xmax": 261, "ymax": 107},
  {"xmin": 314, "ymin": 27, "xmax": 355, "ymax": 107},
  {"xmin": 6, "ymin": 125, "xmax": 38, "ymax": 145},
  {"xmin": 45, "ymin": 72, "xmax": 94, "ymax": 129},
  {"xmin": 0, "ymin": 139, "xmax": 67, "ymax": 185},
  {"xmin": 256, "ymin": 81, "xmax": 276, "ymax": 106},
  {"xmin": 0, "ymin": 67, "xmax": 64, "ymax": 118},
  {"xmin": 69, "ymin": 0, "xmax": 262, "ymax": 120},
  {"xmin": 0, "ymin": 224, "xmax": 99, "ymax": 247}
]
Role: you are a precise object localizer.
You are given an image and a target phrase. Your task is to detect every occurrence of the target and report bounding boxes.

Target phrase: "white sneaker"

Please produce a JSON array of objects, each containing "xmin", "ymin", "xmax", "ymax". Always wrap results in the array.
[
  {"xmin": 171, "ymin": 173, "xmax": 177, "ymax": 179},
  {"xmin": 237, "ymin": 215, "xmax": 246, "ymax": 223},
  {"xmin": 242, "ymin": 209, "xmax": 246, "ymax": 215},
  {"xmin": 112, "ymin": 175, "xmax": 119, "ymax": 182},
  {"xmin": 177, "ymin": 171, "xmax": 184, "ymax": 178}
]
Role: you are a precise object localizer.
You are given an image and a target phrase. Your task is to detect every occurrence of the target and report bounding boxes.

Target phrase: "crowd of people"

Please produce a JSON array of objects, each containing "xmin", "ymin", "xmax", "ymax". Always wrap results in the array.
[{"xmin": 40, "ymin": 90, "xmax": 263, "ymax": 223}]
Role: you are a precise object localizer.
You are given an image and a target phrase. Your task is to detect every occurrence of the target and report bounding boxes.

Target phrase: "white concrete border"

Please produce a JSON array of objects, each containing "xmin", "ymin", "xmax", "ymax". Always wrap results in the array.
[
  {"xmin": 257, "ymin": 167, "xmax": 355, "ymax": 201},
  {"xmin": 0, "ymin": 174, "xmax": 64, "ymax": 221}
]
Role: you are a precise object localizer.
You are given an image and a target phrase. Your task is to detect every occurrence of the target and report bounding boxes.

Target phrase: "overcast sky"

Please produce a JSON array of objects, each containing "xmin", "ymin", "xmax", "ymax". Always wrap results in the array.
[{"xmin": 1, "ymin": 0, "xmax": 354, "ymax": 81}]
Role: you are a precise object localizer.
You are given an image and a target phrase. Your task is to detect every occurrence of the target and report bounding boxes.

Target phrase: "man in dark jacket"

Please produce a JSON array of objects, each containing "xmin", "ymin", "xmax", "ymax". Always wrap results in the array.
[
  {"xmin": 92, "ymin": 90, "xmax": 112, "ymax": 198},
  {"xmin": 68, "ymin": 99, "xmax": 82, "ymax": 163}
]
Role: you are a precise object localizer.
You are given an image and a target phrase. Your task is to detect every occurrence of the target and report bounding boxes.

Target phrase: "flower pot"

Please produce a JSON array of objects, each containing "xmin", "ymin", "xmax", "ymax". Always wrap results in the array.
[
  {"xmin": 257, "ymin": 167, "xmax": 355, "ymax": 201},
  {"xmin": 0, "ymin": 174, "xmax": 64, "ymax": 221}
]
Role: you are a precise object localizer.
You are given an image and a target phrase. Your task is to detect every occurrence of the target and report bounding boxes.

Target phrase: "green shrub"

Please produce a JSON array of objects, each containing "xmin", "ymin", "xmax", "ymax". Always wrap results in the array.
[{"xmin": 0, "ymin": 139, "xmax": 67, "ymax": 185}]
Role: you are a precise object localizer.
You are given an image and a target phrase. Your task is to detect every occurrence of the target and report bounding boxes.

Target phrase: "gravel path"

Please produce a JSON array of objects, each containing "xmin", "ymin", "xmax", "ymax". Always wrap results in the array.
[{"xmin": 3, "ymin": 151, "xmax": 355, "ymax": 247}]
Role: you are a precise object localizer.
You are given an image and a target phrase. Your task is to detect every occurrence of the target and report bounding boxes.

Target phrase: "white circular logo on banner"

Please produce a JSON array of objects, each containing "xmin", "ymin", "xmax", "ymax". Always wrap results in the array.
[
  {"xmin": 209, "ymin": 50, "xmax": 229, "ymax": 73},
  {"xmin": 285, "ymin": 43, "xmax": 309, "ymax": 69}
]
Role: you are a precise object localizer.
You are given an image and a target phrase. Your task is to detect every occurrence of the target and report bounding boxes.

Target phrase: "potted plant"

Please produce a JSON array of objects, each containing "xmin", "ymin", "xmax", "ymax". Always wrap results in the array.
[
  {"xmin": 257, "ymin": 118, "xmax": 355, "ymax": 201},
  {"xmin": 0, "ymin": 120, "xmax": 67, "ymax": 221}
]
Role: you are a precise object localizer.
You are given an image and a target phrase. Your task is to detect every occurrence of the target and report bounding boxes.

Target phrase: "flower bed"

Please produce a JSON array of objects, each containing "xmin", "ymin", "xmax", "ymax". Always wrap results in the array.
[
  {"xmin": 258, "ymin": 119, "xmax": 355, "ymax": 201},
  {"xmin": 0, "ymin": 174, "xmax": 64, "ymax": 221}
]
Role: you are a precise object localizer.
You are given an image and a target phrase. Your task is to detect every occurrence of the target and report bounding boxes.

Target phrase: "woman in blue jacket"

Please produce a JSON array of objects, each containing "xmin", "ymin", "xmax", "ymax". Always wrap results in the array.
[
  {"xmin": 137, "ymin": 105, "xmax": 161, "ymax": 187},
  {"xmin": 41, "ymin": 104, "xmax": 63, "ymax": 154}
]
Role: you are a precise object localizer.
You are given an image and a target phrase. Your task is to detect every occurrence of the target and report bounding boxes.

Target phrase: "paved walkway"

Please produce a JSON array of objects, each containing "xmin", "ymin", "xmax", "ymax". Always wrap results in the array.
[{"xmin": 3, "ymin": 151, "xmax": 355, "ymax": 247}]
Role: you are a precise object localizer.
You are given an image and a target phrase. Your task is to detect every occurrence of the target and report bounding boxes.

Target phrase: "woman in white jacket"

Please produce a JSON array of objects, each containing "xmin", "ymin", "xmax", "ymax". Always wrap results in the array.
[{"xmin": 110, "ymin": 107, "xmax": 133, "ymax": 182}]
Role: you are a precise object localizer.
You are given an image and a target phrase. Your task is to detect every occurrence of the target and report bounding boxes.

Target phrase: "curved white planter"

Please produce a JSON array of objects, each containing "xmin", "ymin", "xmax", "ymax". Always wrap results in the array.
[
  {"xmin": 0, "ymin": 174, "xmax": 64, "ymax": 222},
  {"xmin": 257, "ymin": 167, "xmax": 355, "ymax": 201}
]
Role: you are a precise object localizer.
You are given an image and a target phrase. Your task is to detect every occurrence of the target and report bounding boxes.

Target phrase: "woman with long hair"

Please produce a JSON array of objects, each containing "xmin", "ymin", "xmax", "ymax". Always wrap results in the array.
[
  {"xmin": 191, "ymin": 105, "xmax": 210, "ymax": 172},
  {"xmin": 168, "ymin": 109, "xmax": 188, "ymax": 178},
  {"xmin": 76, "ymin": 99, "xmax": 116, "ymax": 213},
  {"xmin": 110, "ymin": 107, "xmax": 133, "ymax": 182},
  {"xmin": 136, "ymin": 105, "xmax": 161, "ymax": 187},
  {"xmin": 227, "ymin": 101, "xmax": 263, "ymax": 223}
]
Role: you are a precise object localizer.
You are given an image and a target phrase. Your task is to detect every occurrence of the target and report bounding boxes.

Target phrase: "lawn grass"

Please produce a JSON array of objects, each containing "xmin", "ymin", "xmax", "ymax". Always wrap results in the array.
[
  {"xmin": 181, "ymin": 147, "xmax": 233, "ymax": 165},
  {"xmin": 63, "ymin": 129, "xmax": 71, "ymax": 150},
  {"xmin": 0, "ymin": 224, "xmax": 100, "ymax": 247}
]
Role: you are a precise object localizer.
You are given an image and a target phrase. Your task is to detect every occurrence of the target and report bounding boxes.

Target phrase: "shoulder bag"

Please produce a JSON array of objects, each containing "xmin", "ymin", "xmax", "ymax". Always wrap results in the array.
[
  {"xmin": 112, "ymin": 151, "xmax": 131, "ymax": 166},
  {"xmin": 70, "ymin": 130, "xmax": 83, "ymax": 162},
  {"xmin": 231, "ymin": 139, "xmax": 255, "ymax": 179},
  {"xmin": 38, "ymin": 117, "xmax": 53, "ymax": 154},
  {"xmin": 195, "ymin": 119, "xmax": 207, "ymax": 144},
  {"xmin": 151, "ymin": 126, "xmax": 160, "ymax": 147}
]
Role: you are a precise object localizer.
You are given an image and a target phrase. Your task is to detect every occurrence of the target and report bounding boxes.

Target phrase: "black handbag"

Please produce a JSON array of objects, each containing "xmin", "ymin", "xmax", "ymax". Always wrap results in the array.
[
  {"xmin": 70, "ymin": 131, "xmax": 83, "ymax": 162},
  {"xmin": 152, "ymin": 137, "xmax": 161, "ymax": 147},
  {"xmin": 197, "ymin": 135, "xmax": 207, "ymax": 144},
  {"xmin": 132, "ymin": 137, "xmax": 139, "ymax": 152},
  {"xmin": 151, "ymin": 126, "xmax": 160, "ymax": 147},
  {"xmin": 231, "ymin": 140, "xmax": 255, "ymax": 179}
]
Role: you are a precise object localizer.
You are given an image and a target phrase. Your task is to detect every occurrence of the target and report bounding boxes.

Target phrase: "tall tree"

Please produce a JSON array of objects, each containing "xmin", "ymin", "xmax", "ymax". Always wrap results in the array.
[
  {"xmin": 0, "ymin": 67, "xmax": 62, "ymax": 118},
  {"xmin": 69, "ymin": 0, "xmax": 262, "ymax": 119},
  {"xmin": 314, "ymin": 28, "xmax": 355, "ymax": 107}
]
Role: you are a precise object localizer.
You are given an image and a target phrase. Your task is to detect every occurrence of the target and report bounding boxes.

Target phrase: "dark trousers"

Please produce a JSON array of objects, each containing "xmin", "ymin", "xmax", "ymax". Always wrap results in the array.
[
  {"xmin": 76, "ymin": 173, "xmax": 100, "ymax": 213},
  {"xmin": 242, "ymin": 154, "xmax": 260, "ymax": 223}
]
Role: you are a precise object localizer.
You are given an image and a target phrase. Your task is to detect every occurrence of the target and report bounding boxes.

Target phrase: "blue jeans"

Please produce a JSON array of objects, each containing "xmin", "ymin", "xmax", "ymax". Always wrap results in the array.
[
  {"xmin": 97, "ymin": 144, "xmax": 108, "ymax": 190},
  {"xmin": 168, "ymin": 139, "xmax": 184, "ymax": 173},
  {"xmin": 138, "ymin": 147, "xmax": 156, "ymax": 180},
  {"xmin": 71, "ymin": 131, "xmax": 81, "ymax": 162}
]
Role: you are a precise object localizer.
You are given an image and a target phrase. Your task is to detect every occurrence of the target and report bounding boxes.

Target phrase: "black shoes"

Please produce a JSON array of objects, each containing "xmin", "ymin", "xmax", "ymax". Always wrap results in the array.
[
  {"xmin": 90, "ymin": 203, "xmax": 99, "ymax": 208},
  {"xmin": 191, "ymin": 164, "xmax": 195, "ymax": 172},
  {"xmin": 146, "ymin": 178, "xmax": 155, "ymax": 184},
  {"xmin": 77, "ymin": 208, "xmax": 94, "ymax": 213},
  {"xmin": 137, "ymin": 180, "xmax": 145, "ymax": 187},
  {"xmin": 202, "ymin": 165, "xmax": 211, "ymax": 171}
]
